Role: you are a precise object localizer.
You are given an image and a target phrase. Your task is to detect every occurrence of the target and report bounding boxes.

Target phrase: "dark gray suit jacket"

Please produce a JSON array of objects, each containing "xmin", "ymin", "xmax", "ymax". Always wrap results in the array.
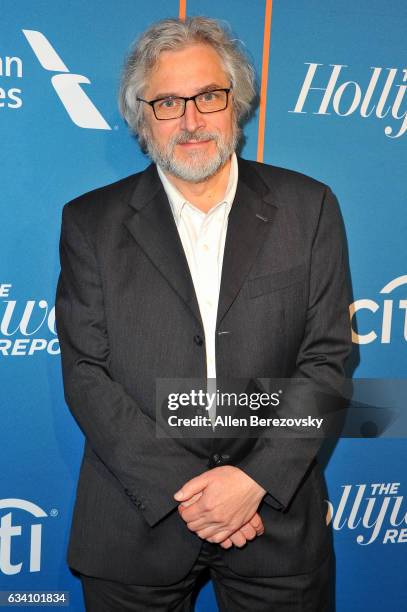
[{"xmin": 55, "ymin": 157, "xmax": 352, "ymax": 585}]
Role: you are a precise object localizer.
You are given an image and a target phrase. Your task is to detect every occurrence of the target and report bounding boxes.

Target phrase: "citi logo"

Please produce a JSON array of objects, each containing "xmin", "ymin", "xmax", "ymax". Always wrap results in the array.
[
  {"xmin": 22, "ymin": 29, "xmax": 111, "ymax": 130},
  {"xmin": 350, "ymin": 275, "xmax": 407, "ymax": 345},
  {"xmin": 0, "ymin": 499, "xmax": 48, "ymax": 575},
  {"xmin": 290, "ymin": 63, "xmax": 407, "ymax": 138}
]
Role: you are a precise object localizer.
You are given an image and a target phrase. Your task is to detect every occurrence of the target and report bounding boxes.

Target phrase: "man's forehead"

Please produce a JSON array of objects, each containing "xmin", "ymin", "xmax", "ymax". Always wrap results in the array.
[
  {"xmin": 155, "ymin": 42, "xmax": 223, "ymax": 64},
  {"xmin": 148, "ymin": 43, "xmax": 228, "ymax": 94},
  {"xmin": 151, "ymin": 43, "xmax": 224, "ymax": 75}
]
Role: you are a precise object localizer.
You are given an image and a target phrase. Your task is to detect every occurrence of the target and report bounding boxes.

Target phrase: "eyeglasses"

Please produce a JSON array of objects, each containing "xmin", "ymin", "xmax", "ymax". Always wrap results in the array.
[{"xmin": 136, "ymin": 88, "xmax": 231, "ymax": 120}]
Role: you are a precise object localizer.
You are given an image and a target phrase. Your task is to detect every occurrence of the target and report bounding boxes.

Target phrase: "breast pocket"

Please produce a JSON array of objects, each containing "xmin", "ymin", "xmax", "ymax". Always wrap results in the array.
[{"xmin": 248, "ymin": 264, "xmax": 307, "ymax": 299}]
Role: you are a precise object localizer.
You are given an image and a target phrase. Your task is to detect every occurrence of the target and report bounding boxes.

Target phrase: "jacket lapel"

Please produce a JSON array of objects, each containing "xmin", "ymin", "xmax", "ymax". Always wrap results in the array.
[
  {"xmin": 123, "ymin": 158, "xmax": 279, "ymax": 331},
  {"xmin": 124, "ymin": 164, "xmax": 202, "ymax": 326},
  {"xmin": 216, "ymin": 158, "xmax": 279, "ymax": 326}
]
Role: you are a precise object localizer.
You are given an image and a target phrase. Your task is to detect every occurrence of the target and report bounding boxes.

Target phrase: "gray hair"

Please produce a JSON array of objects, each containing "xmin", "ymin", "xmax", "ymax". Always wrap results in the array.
[{"xmin": 119, "ymin": 16, "xmax": 257, "ymax": 144}]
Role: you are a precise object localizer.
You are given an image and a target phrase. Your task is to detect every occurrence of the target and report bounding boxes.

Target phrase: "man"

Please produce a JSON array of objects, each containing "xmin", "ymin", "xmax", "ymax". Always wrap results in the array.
[{"xmin": 55, "ymin": 16, "xmax": 352, "ymax": 612}]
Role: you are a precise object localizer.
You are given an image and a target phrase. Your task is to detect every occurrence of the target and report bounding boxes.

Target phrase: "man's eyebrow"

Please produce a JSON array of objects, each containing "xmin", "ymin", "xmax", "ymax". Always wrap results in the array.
[{"xmin": 150, "ymin": 83, "xmax": 227, "ymax": 100}]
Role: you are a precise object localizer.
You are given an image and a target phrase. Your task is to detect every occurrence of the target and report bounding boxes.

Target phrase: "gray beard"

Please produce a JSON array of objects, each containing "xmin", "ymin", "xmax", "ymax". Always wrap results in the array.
[{"xmin": 144, "ymin": 126, "xmax": 240, "ymax": 183}]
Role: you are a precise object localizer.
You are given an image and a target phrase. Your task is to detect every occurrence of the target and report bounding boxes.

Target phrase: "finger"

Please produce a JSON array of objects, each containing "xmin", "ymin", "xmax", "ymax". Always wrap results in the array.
[
  {"xmin": 229, "ymin": 531, "xmax": 247, "ymax": 548},
  {"xmin": 239, "ymin": 523, "xmax": 257, "ymax": 540},
  {"xmin": 179, "ymin": 492, "xmax": 203, "ymax": 509},
  {"xmin": 184, "ymin": 515, "xmax": 214, "ymax": 530},
  {"xmin": 206, "ymin": 527, "xmax": 249, "ymax": 547},
  {"xmin": 249, "ymin": 514, "xmax": 264, "ymax": 534},
  {"xmin": 174, "ymin": 474, "xmax": 208, "ymax": 501},
  {"xmin": 196, "ymin": 525, "xmax": 223, "ymax": 540},
  {"xmin": 205, "ymin": 530, "xmax": 232, "ymax": 544},
  {"xmin": 178, "ymin": 500, "xmax": 209, "ymax": 523},
  {"xmin": 249, "ymin": 512, "xmax": 262, "ymax": 530}
]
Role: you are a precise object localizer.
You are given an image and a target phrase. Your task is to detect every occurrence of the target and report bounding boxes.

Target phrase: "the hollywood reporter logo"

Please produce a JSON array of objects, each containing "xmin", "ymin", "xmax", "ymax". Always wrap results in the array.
[
  {"xmin": 0, "ymin": 499, "xmax": 47, "ymax": 575},
  {"xmin": 290, "ymin": 63, "xmax": 407, "ymax": 138},
  {"xmin": 327, "ymin": 482, "xmax": 407, "ymax": 545},
  {"xmin": 23, "ymin": 29, "xmax": 110, "ymax": 130},
  {"xmin": 349, "ymin": 275, "xmax": 407, "ymax": 345},
  {"xmin": 0, "ymin": 283, "xmax": 59, "ymax": 356}
]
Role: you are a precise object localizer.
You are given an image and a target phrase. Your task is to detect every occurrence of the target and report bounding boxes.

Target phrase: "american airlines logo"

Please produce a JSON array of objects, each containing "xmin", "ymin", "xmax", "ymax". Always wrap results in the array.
[
  {"xmin": 0, "ymin": 499, "xmax": 48, "ymax": 575},
  {"xmin": 22, "ymin": 29, "xmax": 111, "ymax": 130}
]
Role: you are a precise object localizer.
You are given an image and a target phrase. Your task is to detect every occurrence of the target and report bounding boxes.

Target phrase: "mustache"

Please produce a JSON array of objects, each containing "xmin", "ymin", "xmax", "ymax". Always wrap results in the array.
[{"xmin": 170, "ymin": 130, "xmax": 219, "ymax": 145}]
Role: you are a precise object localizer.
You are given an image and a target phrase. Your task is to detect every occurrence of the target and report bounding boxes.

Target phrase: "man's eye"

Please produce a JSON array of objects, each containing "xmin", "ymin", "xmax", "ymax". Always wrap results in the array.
[
  {"xmin": 199, "ymin": 91, "xmax": 218, "ymax": 102},
  {"xmin": 158, "ymin": 98, "xmax": 177, "ymax": 108}
]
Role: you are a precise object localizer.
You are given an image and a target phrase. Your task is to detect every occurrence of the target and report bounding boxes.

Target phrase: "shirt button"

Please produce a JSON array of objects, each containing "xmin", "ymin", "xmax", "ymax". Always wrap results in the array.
[
  {"xmin": 194, "ymin": 335, "xmax": 203, "ymax": 346},
  {"xmin": 202, "ymin": 244, "xmax": 209, "ymax": 251}
]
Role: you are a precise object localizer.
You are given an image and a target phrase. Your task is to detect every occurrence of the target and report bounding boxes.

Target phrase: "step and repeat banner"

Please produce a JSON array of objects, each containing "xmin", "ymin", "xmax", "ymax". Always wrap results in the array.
[{"xmin": 1, "ymin": 1, "xmax": 406, "ymax": 610}]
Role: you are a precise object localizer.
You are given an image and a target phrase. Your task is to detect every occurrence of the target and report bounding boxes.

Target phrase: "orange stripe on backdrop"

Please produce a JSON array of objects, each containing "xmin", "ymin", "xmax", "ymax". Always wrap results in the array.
[
  {"xmin": 179, "ymin": 0, "xmax": 187, "ymax": 20},
  {"xmin": 257, "ymin": 0, "xmax": 273, "ymax": 163}
]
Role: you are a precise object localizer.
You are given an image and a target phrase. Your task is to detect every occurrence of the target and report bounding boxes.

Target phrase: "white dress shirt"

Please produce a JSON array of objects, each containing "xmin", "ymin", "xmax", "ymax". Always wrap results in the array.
[{"xmin": 157, "ymin": 153, "xmax": 238, "ymax": 425}]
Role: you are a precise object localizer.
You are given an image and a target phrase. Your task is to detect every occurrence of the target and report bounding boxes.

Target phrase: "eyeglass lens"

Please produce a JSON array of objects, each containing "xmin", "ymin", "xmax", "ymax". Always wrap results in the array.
[{"xmin": 154, "ymin": 90, "xmax": 228, "ymax": 119}]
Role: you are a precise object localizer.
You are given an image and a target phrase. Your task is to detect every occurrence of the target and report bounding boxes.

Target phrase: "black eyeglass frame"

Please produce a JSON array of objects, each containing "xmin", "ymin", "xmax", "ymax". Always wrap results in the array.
[{"xmin": 136, "ymin": 88, "xmax": 232, "ymax": 120}]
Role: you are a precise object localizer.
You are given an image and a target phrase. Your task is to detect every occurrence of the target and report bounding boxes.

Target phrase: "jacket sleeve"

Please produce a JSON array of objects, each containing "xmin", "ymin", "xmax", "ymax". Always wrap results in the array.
[
  {"xmin": 236, "ymin": 186, "xmax": 352, "ymax": 511},
  {"xmin": 55, "ymin": 203, "xmax": 206, "ymax": 527}
]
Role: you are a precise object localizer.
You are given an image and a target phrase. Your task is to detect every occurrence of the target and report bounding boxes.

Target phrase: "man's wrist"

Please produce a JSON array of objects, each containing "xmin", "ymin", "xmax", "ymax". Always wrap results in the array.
[{"xmin": 235, "ymin": 466, "xmax": 267, "ymax": 499}]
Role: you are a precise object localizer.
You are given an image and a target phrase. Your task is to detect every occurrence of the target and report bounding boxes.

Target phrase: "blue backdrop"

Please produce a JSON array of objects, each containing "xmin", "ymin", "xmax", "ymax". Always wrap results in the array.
[{"xmin": 1, "ymin": 1, "xmax": 406, "ymax": 610}]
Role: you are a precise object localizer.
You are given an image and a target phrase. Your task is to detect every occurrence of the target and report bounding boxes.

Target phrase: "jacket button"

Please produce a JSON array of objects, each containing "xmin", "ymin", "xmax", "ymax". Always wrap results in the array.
[
  {"xmin": 208, "ymin": 453, "xmax": 230, "ymax": 468},
  {"xmin": 193, "ymin": 335, "xmax": 203, "ymax": 346},
  {"xmin": 210, "ymin": 453, "xmax": 222, "ymax": 466}
]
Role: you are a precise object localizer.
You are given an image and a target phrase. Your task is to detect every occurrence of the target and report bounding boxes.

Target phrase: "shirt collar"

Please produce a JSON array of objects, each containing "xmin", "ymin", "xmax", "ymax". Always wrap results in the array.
[{"xmin": 157, "ymin": 152, "xmax": 238, "ymax": 224}]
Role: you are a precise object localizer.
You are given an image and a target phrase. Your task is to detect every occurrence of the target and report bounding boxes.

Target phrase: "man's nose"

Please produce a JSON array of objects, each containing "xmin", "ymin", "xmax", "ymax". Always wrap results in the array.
[{"xmin": 180, "ymin": 99, "xmax": 205, "ymax": 132}]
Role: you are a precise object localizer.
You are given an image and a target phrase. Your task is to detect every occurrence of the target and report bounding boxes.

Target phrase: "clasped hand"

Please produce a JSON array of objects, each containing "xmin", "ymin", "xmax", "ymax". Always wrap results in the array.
[{"xmin": 174, "ymin": 465, "xmax": 266, "ymax": 549}]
